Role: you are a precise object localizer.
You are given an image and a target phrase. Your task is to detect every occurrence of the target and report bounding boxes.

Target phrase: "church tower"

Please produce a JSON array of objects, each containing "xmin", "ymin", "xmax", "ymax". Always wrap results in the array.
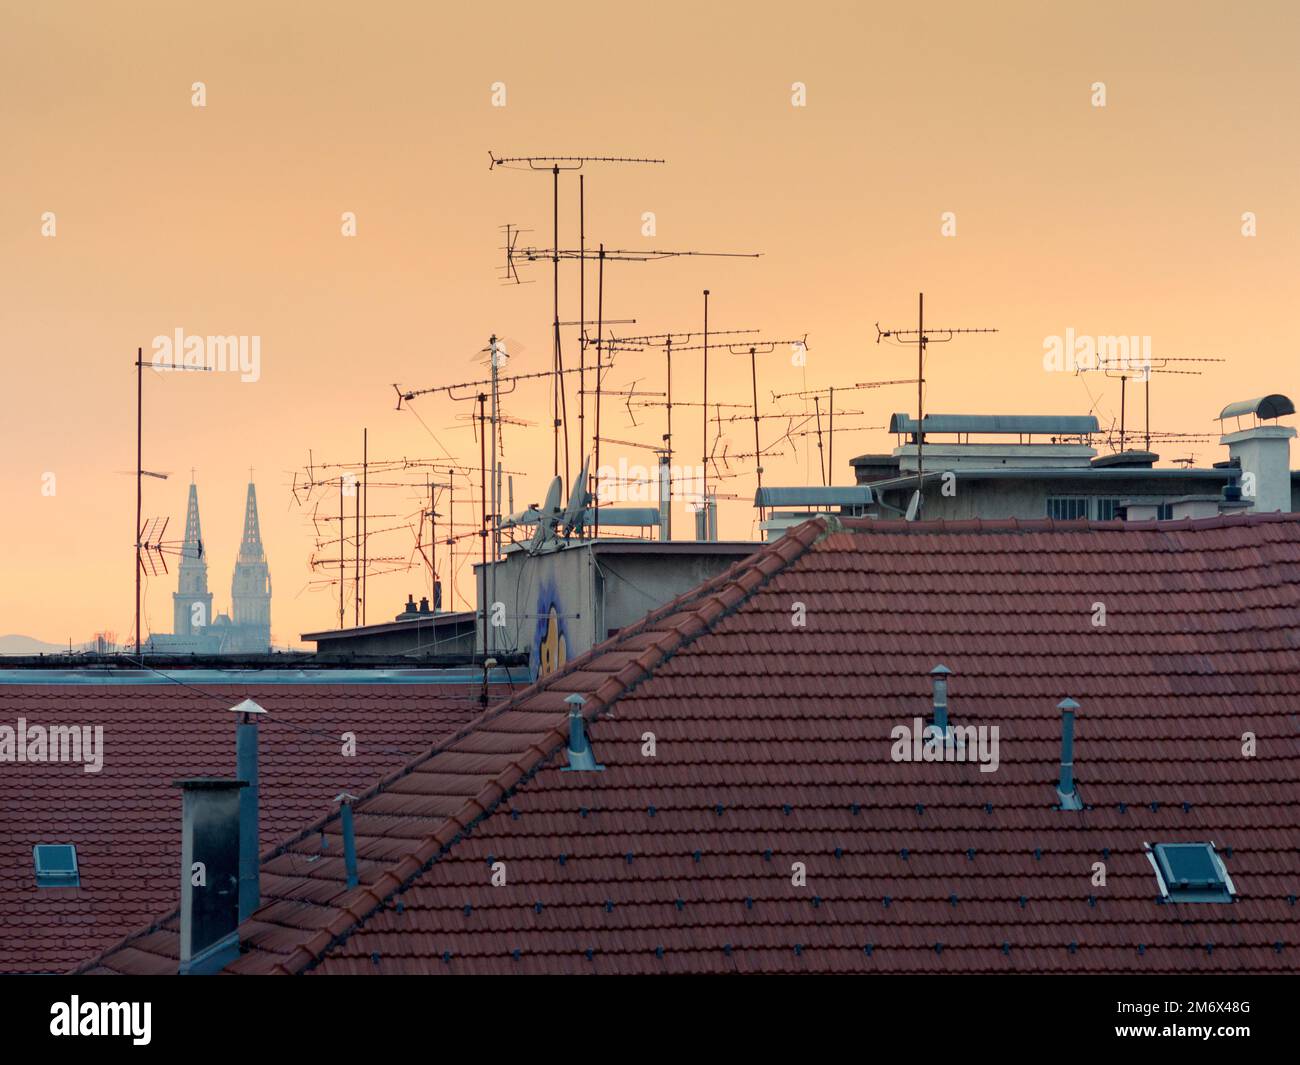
[
  {"xmin": 171, "ymin": 480, "xmax": 213, "ymax": 637},
  {"xmin": 229, "ymin": 479, "xmax": 272, "ymax": 651}
]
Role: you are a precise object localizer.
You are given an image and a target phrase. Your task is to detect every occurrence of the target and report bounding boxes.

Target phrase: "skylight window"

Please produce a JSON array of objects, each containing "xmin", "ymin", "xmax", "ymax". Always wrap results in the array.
[
  {"xmin": 33, "ymin": 844, "xmax": 79, "ymax": 888},
  {"xmin": 1147, "ymin": 842, "xmax": 1234, "ymax": 903}
]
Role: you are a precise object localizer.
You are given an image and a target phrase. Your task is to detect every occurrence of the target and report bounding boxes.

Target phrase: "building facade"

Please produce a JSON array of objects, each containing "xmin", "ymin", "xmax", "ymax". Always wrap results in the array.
[{"xmin": 853, "ymin": 398, "xmax": 1296, "ymax": 522}]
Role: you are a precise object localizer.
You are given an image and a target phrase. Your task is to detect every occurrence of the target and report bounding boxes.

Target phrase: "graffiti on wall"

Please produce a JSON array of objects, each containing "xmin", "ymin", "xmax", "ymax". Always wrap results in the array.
[{"xmin": 531, "ymin": 579, "xmax": 569, "ymax": 680}]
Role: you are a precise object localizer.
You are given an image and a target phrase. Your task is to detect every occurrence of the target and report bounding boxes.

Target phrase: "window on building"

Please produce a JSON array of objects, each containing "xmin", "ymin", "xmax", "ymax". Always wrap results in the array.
[
  {"xmin": 1157, "ymin": 503, "xmax": 1174, "ymax": 520},
  {"xmin": 1046, "ymin": 497, "xmax": 1089, "ymax": 520},
  {"xmin": 1147, "ymin": 842, "xmax": 1234, "ymax": 903},
  {"xmin": 33, "ymin": 844, "xmax": 79, "ymax": 888},
  {"xmin": 1096, "ymin": 498, "xmax": 1122, "ymax": 521}
]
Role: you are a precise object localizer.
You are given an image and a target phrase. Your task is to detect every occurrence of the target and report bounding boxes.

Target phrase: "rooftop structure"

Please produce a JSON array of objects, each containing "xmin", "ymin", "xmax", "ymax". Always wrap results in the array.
[
  {"xmin": 853, "ymin": 396, "xmax": 1295, "ymax": 523},
  {"xmin": 474, "ymin": 539, "xmax": 759, "ymax": 676},
  {"xmin": 302, "ymin": 603, "xmax": 481, "ymax": 660}
]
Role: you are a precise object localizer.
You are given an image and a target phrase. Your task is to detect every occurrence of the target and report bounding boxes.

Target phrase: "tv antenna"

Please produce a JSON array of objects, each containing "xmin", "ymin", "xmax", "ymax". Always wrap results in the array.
[
  {"xmin": 294, "ymin": 447, "xmax": 513, "ymax": 622},
  {"xmin": 876, "ymin": 294, "xmax": 998, "ymax": 517},
  {"xmin": 1075, "ymin": 355, "xmax": 1224, "ymax": 452},
  {"xmin": 672, "ymin": 334, "xmax": 809, "ymax": 521},
  {"xmin": 612, "ymin": 329, "xmax": 759, "ymax": 467},
  {"xmin": 504, "ymin": 243, "xmax": 762, "ymax": 272},
  {"xmin": 502, "ymin": 239, "xmax": 760, "ymax": 494},
  {"xmin": 131, "ymin": 348, "xmax": 212, "ymax": 655},
  {"xmin": 137, "ymin": 516, "xmax": 200, "ymax": 576},
  {"xmin": 490, "ymin": 153, "xmax": 665, "ymax": 494},
  {"xmin": 417, "ymin": 336, "xmax": 513, "ymax": 651},
  {"xmin": 769, "ymin": 378, "xmax": 918, "ymax": 485}
]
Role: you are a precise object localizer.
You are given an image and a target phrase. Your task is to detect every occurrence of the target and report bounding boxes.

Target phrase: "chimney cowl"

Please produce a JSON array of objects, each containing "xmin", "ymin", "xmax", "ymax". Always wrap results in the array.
[
  {"xmin": 930, "ymin": 664, "xmax": 952, "ymax": 735},
  {"xmin": 1056, "ymin": 698, "xmax": 1083, "ymax": 811},
  {"xmin": 231, "ymin": 702, "xmax": 265, "ymax": 923},
  {"xmin": 561, "ymin": 694, "xmax": 605, "ymax": 772},
  {"xmin": 335, "ymin": 792, "xmax": 360, "ymax": 889}
]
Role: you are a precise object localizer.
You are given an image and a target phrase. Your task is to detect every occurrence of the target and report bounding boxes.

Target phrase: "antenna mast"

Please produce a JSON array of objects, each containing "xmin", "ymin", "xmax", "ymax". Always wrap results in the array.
[
  {"xmin": 614, "ymin": 328, "xmax": 760, "ymax": 470},
  {"xmin": 132, "ymin": 348, "xmax": 211, "ymax": 655},
  {"xmin": 876, "ymin": 294, "xmax": 998, "ymax": 517},
  {"xmin": 672, "ymin": 334, "xmax": 808, "ymax": 523},
  {"xmin": 490, "ymin": 152, "xmax": 666, "ymax": 493},
  {"xmin": 1075, "ymin": 355, "xmax": 1223, "ymax": 452}
]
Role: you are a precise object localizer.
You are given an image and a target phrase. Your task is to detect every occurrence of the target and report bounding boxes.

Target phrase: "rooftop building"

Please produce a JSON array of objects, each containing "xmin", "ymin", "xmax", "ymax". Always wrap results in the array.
[{"xmin": 850, "ymin": 396, "xmax": 1296, "ymax": 523}]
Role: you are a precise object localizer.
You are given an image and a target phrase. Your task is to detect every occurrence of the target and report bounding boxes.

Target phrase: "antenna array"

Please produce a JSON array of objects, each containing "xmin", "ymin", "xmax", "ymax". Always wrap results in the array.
[{"xmin": 876, "ymin": 294, "xmax": 998, "ymax": 516}]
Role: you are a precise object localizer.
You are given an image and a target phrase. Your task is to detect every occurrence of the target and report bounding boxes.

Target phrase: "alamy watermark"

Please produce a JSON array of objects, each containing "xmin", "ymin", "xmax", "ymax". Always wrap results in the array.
[
  {"xmin": 0, "ymin": 719, "xmax": 103, "ymax": 773},
  {"xmin": 1043, "ymin": 329, "xmax": 1151, "ymax": 380},
  {"xmin": 50, "ymin": 996, "xmax": 150, "ymax": 1045},
  {"xmin": 890, "ymin": 717, "xmax": 999, "ymax": 773},
  {"xmin": 594, "ymin": 458, "xmax": 704, "ymax": 506},
  {"xmin": 151, "ymin": 328, "xmax": 260, "ymax": 382}
]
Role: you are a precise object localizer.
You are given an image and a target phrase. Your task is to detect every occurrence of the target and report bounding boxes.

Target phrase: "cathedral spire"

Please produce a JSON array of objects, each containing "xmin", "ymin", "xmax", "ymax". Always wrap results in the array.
[
  {"xmin": 230, "ymin": 478, "xmax": 271, "ymax": 651},
  {"xmin": 173, "ymin": 479, "xmax": 213, "ymax": 637},
  {"xmin": 238, "ymin": 481, "xmax": 264, "ymax": 561},
  {"xmin": 182, "ymin": 479, "xmax": 204, "ymax": 561}
]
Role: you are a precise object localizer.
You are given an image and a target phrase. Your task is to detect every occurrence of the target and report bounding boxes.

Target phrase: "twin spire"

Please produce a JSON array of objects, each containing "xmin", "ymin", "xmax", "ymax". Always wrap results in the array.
[
  {"xmin": 238, "ymin": 482, "xmax": 264, "ymax": 560},
  {"xmin": 181, "ymin": 477, "xmax": 264, "ymax": 561}
]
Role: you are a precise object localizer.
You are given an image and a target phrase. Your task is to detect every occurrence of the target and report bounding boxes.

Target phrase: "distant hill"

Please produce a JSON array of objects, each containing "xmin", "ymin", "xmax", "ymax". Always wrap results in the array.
[
  {"xmin": 1, "ymin": 634, "xmax": 308, "ymax": 656},
  {"xmin": 0, "ymin": 634, "xmax": 71, "ymax": 655}
]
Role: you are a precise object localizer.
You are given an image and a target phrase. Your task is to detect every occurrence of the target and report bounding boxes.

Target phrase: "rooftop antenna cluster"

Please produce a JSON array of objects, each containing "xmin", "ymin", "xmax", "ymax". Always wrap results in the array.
[
  {"xmin": 1074, "ymin": 355, "xmax": 1225, "ymax": 452},
  {"xmin": 354, "ymin": 150, "xmax": 825, "ymax": 617},
  {"xmin": 768, "ymin": 378, "xmax": 918, "ymax": 484},
  {"xmin": 876, "ymin": 294, "xmax": 999, "ymax": 517},
  {"xmin": 292, "ymin": 438, "xmax": 518, "ymax": 623},
  {"xmin": 614, "ymin": 328, "xmax": 759, "ymax": 463},
  {"xmin": 489, "ymin": 153, "xmax": 666, "ymax": 492},
  {"xmin": 670, "ymin": 332, "xmax": 809, "ymax": 521}
]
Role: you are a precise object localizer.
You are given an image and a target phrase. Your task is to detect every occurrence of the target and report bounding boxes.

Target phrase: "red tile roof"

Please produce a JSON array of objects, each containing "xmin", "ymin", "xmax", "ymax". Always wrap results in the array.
[
  {"xmin": 0, "ymin": 681, "xmax": 500, "ymax": 973},
  {"xmin": 81, "ymin": 515, "xmax": 1300, "ymax": 974}
]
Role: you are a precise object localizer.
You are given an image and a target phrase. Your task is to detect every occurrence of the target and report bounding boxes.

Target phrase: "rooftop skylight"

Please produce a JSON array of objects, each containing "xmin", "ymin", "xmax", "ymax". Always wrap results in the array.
[
  {"xmin": 33, "ymin": 844, "xmax": 80, "ymax": 888},
  {"xmin": 1147, "ymin": 842, "xmax": 1234, "ymax": 903}
]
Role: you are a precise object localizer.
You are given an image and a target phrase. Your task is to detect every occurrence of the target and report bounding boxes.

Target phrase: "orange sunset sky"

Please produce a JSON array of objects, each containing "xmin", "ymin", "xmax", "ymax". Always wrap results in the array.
[{"xmin": 2, "ymin": 1, "xmax": 1297, "ymax": 648}]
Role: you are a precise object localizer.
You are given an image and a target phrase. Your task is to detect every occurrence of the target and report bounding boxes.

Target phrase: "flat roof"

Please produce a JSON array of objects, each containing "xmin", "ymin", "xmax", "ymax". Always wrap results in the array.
[
  {"xmin": 755, "ymin": 485, "xmax": 874, "ymax": 507},
  {"xmin": 868, "ymin": 467, "xmax": 1232, "ymax": 491},
  {"xmin": 302, "ymin": 610, "xmax": 476, "ymax": 642},
  {"xmin": 888, "ymin": 413, "xmax": 1100, "ymax": 436},
  {"xmin": 487, "ymin": 539, "xmax": 760, "ymax": 565},
  {"xmin": 0, "ymin": 665, "xmax": 529, "ymax": 686}
]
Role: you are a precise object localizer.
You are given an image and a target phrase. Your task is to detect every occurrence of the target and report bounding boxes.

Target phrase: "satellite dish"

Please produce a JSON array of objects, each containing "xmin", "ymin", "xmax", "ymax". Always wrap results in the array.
[
  {"xmin": 904, "ymin": 489, "xmax": 922, "ymax": 522},
  {"xmin": 528, "ymin": 476, "xmax": 564, "ymax": 552},
  {"xmin": 560, "ymin": 458, "xmax": 592, "ymax": 537}
]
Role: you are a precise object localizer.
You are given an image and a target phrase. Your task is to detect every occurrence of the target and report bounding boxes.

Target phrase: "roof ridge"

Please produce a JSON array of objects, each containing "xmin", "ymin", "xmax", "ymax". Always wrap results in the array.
[{"xmin": 837, "ymin": 512, "xmax": 1300, "ymax": 534}]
